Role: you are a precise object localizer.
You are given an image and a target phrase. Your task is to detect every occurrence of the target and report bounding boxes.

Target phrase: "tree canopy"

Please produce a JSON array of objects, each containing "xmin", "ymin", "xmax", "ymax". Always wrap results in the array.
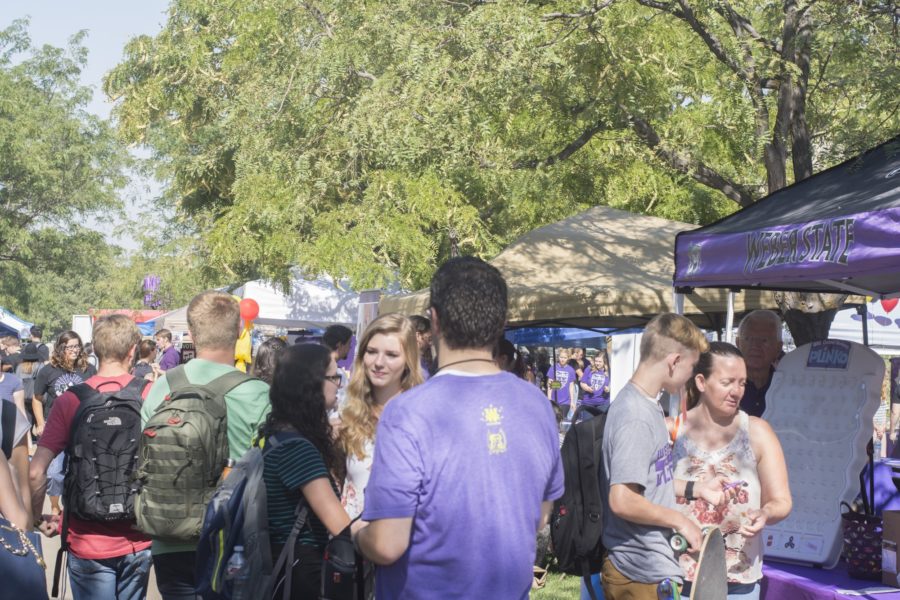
[
  {"xmin": 0, "ymin": 19, "xmax": 133, "ymax": 332},
  {"xmin": 106, "ymin": 0, "xmax": 899, "ymax": 293}
]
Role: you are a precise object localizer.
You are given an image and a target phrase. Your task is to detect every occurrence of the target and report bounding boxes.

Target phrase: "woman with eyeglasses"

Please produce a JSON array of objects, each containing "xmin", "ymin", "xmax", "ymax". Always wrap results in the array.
[
  {"xmin": 33, "ymin": 330, "xmax": 96, "ymax": 516},
  {"xmin": 338, "ymin": 314, "xmax": 423, "ymax": 520},
  {"xmin": 259, "ymin": 343, "xmax": 359, "ymax": 598}
]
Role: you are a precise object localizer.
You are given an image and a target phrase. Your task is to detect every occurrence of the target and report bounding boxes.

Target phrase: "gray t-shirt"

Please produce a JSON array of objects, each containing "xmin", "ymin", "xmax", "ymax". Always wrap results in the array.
[{"xmin": 601, "ymin": 382, "xmax": 681, "ymax": 583}]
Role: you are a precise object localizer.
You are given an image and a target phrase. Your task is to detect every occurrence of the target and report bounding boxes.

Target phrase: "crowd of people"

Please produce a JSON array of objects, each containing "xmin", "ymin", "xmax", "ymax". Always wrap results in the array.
[{"xmin": 0, "ymin": 258, "xmax": 802, "ymax": 600}]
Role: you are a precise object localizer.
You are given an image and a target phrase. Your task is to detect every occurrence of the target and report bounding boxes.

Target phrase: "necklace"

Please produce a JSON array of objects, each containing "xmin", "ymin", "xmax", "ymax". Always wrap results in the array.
[
  {"xmin": 630, "ymin": 379, "xmax": 659, "ymax": 399},
  {"xmin": 435, "ymin": 358, "xmax": 497, "ymax": 373}
]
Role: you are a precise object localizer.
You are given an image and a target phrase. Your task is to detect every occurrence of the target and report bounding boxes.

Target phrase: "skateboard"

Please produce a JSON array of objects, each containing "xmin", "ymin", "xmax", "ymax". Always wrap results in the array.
[
  {"xmin": 689, "ymin": 527, "xmax": 727, "ymax": 600},
  {"xmin": 659, "ymin": 528, "xmax": 727, "ymax": 600}
]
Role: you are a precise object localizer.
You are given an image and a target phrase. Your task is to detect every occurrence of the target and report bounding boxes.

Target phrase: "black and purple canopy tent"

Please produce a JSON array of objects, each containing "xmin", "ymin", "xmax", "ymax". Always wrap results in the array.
[{"xmin": 673, "ymin": 136, "xmax": 900, "ymax": 299}]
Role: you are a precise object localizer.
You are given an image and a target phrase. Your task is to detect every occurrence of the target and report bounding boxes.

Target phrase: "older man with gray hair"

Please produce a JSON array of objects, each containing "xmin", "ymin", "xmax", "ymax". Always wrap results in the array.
[{"xmin": 736, "ymin": 310, "xmax": 784, "ymax": 417}]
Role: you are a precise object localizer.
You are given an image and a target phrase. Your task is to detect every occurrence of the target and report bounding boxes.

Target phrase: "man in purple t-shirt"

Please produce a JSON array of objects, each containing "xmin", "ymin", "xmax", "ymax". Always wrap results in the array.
[
  {"xmin": 355, "ymin": 257, "xmax": 564, "ymax": 600},
  {"xmin": 154, "ymin": 329, "xmax": 181, "ymax": 371}
]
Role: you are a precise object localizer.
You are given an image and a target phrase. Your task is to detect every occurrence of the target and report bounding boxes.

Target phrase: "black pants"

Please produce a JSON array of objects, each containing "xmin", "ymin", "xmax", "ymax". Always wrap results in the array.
[
  {"xmin": 271, "ymin": 543, "xmax": 322, "ymax": 600},
  {"xmin": 152, "ymin": 551, "xmax": 200, "ymax": 600}
]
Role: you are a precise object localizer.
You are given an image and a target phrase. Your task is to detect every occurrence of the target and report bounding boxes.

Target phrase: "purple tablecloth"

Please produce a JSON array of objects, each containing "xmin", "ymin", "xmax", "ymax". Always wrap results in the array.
[{"xmin": 762, "ymin": 561, "xmax": 900, "ymax": 600}]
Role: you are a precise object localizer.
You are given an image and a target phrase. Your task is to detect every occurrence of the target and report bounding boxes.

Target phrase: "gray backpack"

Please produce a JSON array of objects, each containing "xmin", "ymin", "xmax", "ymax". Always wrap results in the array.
[{"xmin": 134, "ymin": 365, "xmax": 255, "ymax": 542}]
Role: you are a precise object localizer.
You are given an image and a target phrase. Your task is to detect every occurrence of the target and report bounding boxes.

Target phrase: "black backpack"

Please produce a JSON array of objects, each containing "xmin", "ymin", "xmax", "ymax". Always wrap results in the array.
[
  {"xmin": 52, "ymin": 377, "xmax": 149, "ymax": 598},
  {"xmin": 62, "ymin": 378, "xmax": 149, "ymax": 521},
  {"xmin": 550, "ymin": 405, "xmax": 608, "ymax": 600}
]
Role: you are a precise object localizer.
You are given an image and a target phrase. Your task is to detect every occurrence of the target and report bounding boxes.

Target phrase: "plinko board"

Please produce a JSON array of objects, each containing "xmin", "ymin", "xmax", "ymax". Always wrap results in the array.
[{"xmin": 762, "ymin": 340, "xmax": 884, "ymax": 567}]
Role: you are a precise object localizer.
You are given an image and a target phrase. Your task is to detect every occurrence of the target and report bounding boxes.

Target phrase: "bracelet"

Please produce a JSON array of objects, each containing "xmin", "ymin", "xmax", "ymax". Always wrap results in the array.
[{"xmin": 685, "ymin": 481, "xmax": 696, "ymax": 501}]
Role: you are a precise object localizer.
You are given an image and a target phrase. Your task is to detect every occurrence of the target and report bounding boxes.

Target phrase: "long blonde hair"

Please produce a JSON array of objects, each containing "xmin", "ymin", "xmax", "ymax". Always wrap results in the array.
[{"xmin": 339, "ymin": 314, "xmax": 423, "ymax": 460}]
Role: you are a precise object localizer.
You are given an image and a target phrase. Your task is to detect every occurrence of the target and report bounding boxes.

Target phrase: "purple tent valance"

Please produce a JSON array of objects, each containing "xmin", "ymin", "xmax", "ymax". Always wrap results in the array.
[{"xmin": 674, "ymin": 136, "xmax": 900, "ymax": 297}]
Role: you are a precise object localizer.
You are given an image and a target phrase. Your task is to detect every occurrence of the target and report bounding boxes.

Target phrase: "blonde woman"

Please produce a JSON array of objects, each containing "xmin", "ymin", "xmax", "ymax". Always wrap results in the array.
[{"xmin": 339, "ymin": 314, "xmax": 423, "ymax": 519}]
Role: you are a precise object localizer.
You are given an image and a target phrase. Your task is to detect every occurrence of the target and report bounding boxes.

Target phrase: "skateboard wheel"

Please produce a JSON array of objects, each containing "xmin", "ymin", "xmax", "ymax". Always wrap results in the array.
[{"xmin": 670, "ymin": 533, "xmax": 688, "ymax": 552}]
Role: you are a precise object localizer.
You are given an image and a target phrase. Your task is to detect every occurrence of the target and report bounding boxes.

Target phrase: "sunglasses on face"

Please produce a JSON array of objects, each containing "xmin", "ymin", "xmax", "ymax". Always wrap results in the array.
[{"xmin": 324, "ymin": 374, "xmax": 343, "ymax": 387}]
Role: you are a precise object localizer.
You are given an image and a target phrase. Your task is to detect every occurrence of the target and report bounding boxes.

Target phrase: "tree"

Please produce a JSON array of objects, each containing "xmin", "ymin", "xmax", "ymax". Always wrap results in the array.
[
  {"xmin": 0, "ymin": 19, "xmax": 129, "ymax": 332},
  {"xmin": 106, "ymin": 0, "xmax": 898, "ymax": 340}
]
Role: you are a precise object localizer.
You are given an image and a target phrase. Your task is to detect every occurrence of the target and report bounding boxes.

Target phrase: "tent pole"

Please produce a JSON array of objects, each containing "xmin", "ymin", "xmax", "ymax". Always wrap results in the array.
[
  {"xmin": 857, "ymin": 304, "xmax": 870, "ymax": 347},
  {"xmin": 673, "ymin": 289, "xmax": 685, "ymax": 315},
  {"xmin": 725, "ymin": 291, "xmax": 735, "ymax": 344}
]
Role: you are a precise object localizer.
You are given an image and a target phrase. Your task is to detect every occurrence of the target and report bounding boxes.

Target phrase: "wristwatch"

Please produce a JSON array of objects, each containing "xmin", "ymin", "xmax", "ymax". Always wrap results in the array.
[{"xmin": 685, "ymin": 480, "xmax": 696, "ymax": 501}]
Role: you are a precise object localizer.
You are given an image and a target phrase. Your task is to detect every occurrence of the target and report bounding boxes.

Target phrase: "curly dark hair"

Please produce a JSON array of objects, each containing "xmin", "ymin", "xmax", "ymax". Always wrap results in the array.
[
  {"xmin": 259, "ymin": 343, "xmax": 345, "ymax": 481},
  {"xmin": 429, "ymin": 257, "xmax": 507, "ymax": 350},
  {"xmin": 251, "ymin": 337, "xmax": 287, "ymax": 385},
  {"xmin": 50, "ymin": 330, "xmax": 88, "ymax": 372}
]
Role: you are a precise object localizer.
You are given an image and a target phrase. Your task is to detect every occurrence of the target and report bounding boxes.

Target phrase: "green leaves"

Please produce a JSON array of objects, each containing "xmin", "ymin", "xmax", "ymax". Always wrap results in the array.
[{"xmin": 105, "ymin": 0, "xmax": 899, "ymax": 292}]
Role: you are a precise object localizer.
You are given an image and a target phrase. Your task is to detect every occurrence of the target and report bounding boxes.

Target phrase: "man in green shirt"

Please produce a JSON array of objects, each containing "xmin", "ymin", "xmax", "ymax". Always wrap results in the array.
[{"xmin": 141, "ymin": 290, "xmax": 270, "ymax": 600}]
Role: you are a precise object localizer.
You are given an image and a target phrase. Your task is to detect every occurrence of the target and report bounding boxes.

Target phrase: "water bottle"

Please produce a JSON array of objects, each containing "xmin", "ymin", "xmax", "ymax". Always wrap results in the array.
[{"xmin": 225, "ymin": 545, "xmax": 249, "ymax": 599}]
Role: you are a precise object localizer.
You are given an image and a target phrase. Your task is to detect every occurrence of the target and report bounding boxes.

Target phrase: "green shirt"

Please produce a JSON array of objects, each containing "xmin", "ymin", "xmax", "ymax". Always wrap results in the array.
[
  {"xmin": 140, "ymin": 358, "xmax": 271, "ymax": 555},
  {"xmin": 264, "ymin": 435, "xmax": 333, "ymax": 549}
]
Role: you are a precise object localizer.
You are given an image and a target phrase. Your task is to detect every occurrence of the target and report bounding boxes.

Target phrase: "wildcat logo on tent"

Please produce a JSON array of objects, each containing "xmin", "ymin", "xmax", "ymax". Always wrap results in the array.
[
  {"xmin": 744, "ymin": 218, "xmax": 855, "ymax": 273},
  {"xmin": 686, "ymin": 242, "xmax": 703, "ymax": 276}
]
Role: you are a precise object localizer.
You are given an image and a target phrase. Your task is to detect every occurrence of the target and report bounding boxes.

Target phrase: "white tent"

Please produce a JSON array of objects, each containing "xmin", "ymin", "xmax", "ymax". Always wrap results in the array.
[
  {"xmin": 155, "ymin": 306, "xmax": 189, "ymax": 334},
  {"xmin": 237, "ymin": 274, "xmax": 358, "ymax": 329},
  {"xmin": 829, "ymin": 299, "xmax": 900, "ymax": 355}
]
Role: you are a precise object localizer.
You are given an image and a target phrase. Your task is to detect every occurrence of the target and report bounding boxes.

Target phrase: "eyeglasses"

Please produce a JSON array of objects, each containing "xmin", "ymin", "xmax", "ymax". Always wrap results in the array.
[
  {"xmin": 324, "ymin": 374, "xmax": 343, "ymax": 387},
  {"xmin": 64, "ymin": 344, "xmax": 82, "ymax": 351}
]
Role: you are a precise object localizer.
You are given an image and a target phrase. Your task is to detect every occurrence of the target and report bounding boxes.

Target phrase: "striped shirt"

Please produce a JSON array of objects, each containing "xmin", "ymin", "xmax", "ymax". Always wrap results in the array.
[{"xmin": 263, "ymin": 435, "xmax": 335, "ymax": 548}]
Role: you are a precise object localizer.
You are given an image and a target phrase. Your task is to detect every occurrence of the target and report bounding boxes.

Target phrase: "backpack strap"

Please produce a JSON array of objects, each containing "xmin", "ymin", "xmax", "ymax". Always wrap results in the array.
[
  {"xmin": 164, "ymin": 364, "xmax": 191, "ymax": 391},
  {"xmin": 165, "ymin": 365, "xmax": 256, "ymax": 401},
  {"xmin": 203, "ymin": 370, "xmax": 257, "ymax": 399},
  {"xmin": 265, "ymin": 430, "xmax": 309, "ymax": 600},
  {"xmin": 274, "ymin": 502, "xmax": 310, "ymax": 600},
  {"xmin": 1, "ymin": 400, "xmax": 16, "ymax": 460}
]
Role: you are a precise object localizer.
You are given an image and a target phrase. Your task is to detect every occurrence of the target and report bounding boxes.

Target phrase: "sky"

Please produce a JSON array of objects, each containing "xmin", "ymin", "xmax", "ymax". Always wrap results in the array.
[{"xmin": 2, "ymin": 1, "xmax": 171, "ymax": 249}]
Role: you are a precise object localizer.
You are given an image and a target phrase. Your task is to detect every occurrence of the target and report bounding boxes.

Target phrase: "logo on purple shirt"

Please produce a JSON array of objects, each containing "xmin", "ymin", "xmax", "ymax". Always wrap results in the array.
[{"xmin": 655, "ymin": 444, "xmax": 674, "ymax": 486}]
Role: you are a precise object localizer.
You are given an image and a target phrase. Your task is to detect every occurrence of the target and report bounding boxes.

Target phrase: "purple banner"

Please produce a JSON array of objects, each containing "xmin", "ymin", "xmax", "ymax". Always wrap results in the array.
[{"xmin": 674, "ymin": 206, "xmax": 900, "ymax": 288}]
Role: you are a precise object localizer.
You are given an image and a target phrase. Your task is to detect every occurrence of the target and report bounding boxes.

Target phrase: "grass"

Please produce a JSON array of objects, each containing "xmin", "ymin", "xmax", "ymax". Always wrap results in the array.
[{"xmin": 531, "ymin": 571, "xmax": 583, "ymax": 599}]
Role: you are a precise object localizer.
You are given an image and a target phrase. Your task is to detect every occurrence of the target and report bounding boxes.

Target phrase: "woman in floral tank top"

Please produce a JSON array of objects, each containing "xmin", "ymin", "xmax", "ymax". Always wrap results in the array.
[{"xmin": 672, "ymin": 342, "xmax": 792, "ymax": 600}]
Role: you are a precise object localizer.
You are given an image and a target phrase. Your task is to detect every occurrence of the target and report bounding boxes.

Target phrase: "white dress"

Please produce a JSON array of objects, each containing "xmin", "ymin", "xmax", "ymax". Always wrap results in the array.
[{"xmin": 341, "ymin": 438, "xmax": 375, "ymax": 520}]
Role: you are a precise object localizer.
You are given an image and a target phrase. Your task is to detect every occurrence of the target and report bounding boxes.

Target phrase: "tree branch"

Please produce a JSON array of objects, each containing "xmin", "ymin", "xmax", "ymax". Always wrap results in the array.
[
  {"xmin": 543, "ymin": 0, "xmax": 616, "ymax": 21},
  {"xmin": 629, "ymin": 114, "xmax": 755, "ymax": 207},
  {"xmin": 301, "ymin": 2, "xmax": 334, "ymax": 39},
  {"xmin": 512, "ymin": 119, "xmax": 611, "ymax": 168}
]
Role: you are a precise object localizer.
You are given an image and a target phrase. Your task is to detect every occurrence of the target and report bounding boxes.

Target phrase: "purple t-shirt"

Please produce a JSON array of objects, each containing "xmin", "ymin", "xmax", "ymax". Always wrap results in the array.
[
  {"xmin": 546, "ymin": 364, "xmax": 577, "ymax": 405},
  {"xmin": 363, "ymin": 371, "xmax": 564, "ymax": 600},
  {"xmin": 158, "ymin": 345, "xmax": 181, "ymax": 371},
  {"xmin": 580, "ymin": 367, "xmax": 610, "ymax": 408}
]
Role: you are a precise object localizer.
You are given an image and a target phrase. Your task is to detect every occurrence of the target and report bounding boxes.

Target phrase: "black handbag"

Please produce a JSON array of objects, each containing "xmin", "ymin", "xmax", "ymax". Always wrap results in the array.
[
  {"xmin": 0, "ymin": 517, "xmax": 48, "ymax": 599},
  {"xmin": 320, "ymin": 521, "xmax": 373, "ymax": 600}
]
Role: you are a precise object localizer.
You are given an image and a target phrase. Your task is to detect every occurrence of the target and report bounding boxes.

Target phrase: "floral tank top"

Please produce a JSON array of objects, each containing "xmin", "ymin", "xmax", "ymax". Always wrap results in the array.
[
  {"xmin": 672, "ymin": 411, "xmax": 762, "ymax": 584},
  {"xmin": 341, "ymin": 438, "xmax": 375, "ymax": 520}
]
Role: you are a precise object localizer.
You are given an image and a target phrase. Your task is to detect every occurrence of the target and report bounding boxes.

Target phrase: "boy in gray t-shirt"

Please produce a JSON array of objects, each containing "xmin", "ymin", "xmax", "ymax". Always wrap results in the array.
[{"xmin": 601, "ymin": 314, "xmax": 730, "ymax": 599}]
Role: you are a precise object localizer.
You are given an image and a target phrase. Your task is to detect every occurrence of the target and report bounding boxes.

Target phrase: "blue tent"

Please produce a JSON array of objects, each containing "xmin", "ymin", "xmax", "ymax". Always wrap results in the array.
[
  {"xmin": 0, "ymin": 306, "xmax": 33, "ymax": 338},
  {"xmin": 505, "ymin": 327, "xmax": 612, "ymax": 347}
]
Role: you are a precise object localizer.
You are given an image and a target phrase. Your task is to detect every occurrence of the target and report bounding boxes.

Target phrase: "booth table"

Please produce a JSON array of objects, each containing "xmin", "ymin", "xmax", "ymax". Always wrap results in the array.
[{"xmin": 762, "ymin": 561, "xmax": 900, "ymax": 599}]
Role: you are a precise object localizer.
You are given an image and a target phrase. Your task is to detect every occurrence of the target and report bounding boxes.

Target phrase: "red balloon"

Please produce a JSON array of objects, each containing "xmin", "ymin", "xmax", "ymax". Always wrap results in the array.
[
  {"xmin": 239, "ymin": 298, "xmax": 260, "ymax": 321},
  {"xmin": 882, "ymin": 298, "xmax": 899, "ymax": 314}
]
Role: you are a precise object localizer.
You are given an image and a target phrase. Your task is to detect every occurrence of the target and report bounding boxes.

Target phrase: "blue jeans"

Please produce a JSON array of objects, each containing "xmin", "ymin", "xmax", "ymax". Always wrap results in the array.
[
  {"xmin": 580, "ymin": 573, "xmax": 604, "ymax": 599},
  {"xmin": 68, "ymin": 550, "xmax": 152, "ymax": 600},
  {"xmin": 681, "ymin": 581, "xmax": 760, "ymax": 600},
  {"xmin": 48, "ymin": 452, "xmax": 65, "ymax": 497}
]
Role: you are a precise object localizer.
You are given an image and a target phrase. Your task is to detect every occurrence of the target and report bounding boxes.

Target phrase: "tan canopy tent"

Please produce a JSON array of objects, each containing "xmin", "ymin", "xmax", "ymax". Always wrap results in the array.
[{"xmin": 380, "ymin": 206, "xmax": 778, "ymax": 330}]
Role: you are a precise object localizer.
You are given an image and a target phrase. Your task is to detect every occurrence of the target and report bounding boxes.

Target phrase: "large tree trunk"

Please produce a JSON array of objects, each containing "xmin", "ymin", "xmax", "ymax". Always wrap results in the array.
[
  {"xmin": 774, "ymin": 292, "xmax": 849, "ymax": 347},
  {"xmin": 768, "ymin": 4, "xmax": 845, "ymax": 346}
]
